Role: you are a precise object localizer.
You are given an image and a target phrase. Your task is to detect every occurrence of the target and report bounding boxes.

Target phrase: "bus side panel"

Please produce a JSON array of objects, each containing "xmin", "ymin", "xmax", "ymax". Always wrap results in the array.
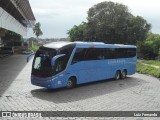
[
  {"xmin": 126, "ymin": 57, "xmax": 137, "ymax": 75},
  {"xmin": 69, "ymin": 60, "xmax": 113, "ymax": 84},
  {"xmin": 86, "ymin": 60, "xmax": 111, "ymax": 82},
  {"xmin": 107, "ymin": 59, "xmax": 126, "ymax": 78},
  {"xmin": 69, "ymin": 61, "xmax": 94, "ymax": 84}
]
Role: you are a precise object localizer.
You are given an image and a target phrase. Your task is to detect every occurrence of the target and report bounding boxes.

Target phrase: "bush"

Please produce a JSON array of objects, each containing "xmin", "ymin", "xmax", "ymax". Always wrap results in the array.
[{"xmin": 137, "ymin": 33, "xmax": 160, "ymax": 60}]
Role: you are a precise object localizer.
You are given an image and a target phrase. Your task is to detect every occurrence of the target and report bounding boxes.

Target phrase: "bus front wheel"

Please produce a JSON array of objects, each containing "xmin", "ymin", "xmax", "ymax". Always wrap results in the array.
[
  {"xmin": 115, "ymin": 71, "xmax": 121, "ymax": 80},
  {"xmin": 66, "ymin": 77, "xmax": 76, "ymax": 88}
]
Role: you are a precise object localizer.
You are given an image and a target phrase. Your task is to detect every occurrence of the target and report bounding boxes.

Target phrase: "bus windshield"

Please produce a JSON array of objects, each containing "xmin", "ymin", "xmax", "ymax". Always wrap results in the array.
[
  {"xmin": 32, "ymin": 45, "xmax": 74, "ymax": 77},
  {"xmin": 32, "ymin": 47, "xmax": 57, "ymax": 77}
]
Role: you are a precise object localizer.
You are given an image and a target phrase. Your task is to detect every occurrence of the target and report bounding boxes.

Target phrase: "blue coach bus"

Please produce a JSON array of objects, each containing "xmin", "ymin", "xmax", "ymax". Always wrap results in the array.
[{"xmin": 31, "ymin": 42, "xmax": 137, "ymax": 89}]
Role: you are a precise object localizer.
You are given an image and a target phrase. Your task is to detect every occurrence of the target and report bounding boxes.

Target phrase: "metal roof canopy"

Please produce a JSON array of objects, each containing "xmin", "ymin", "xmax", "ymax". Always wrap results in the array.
[{"xmin": 0, "ymin": 0, "xmax": 36, "ymax": 36}]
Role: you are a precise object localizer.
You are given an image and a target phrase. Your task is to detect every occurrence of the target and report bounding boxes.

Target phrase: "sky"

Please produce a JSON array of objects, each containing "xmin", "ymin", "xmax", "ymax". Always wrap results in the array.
[{"xmin": 27, "ymin": 0, "xmax": 160, "ymax": 38}]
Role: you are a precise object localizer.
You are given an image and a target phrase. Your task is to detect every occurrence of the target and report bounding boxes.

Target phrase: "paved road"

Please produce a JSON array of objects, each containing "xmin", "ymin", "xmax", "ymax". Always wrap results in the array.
[
  {"xmin": 0, "ymin": 55, "xmax": 160, "ymax": 120},
  {"xmin": 0, "ymin": 54, "xmax": 28, "ymax": 95}
]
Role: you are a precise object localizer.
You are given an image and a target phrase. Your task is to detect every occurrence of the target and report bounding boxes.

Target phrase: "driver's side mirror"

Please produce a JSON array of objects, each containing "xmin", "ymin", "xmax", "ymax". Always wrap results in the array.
[{"xmin": 51, "ymin": 54, "xmax": 65, "ymax": 66}]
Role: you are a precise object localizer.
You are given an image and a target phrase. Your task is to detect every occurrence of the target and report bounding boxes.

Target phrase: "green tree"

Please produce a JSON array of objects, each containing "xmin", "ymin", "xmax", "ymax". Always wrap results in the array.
[
  {"xmin": 87, "ymin": 1, "xmax": 151, "ymax": 44},
  {"xmin": 137, "ymin": 33, "xmax": 160, "ymax": 59},
  {"xmin": 67, "ymin": 22, "xmax": 87, "ymax": 42},
  {"xmin": 1, "ymin": 30, "xmax": 22, "ymax": 46},
  {"xmin": 146, "ymin": 33, "xmax": 160, "ymax": 41},
  {"xmin": 1, "ymin": 30, "xmax": 22, "ymax": 41},
  {"xmin": 127, "ymin": 16, "xmax": 151, "ymax": 44},
  {"xmin": 68, "ymin": 1, "xmax": 151, "ymax": 44},
  {"xmin": 33, "ymin": 22, "xmax": 43, "ymax": 39},
  {"xmin": 28, "ymin": 37, "xmax": 37, "ymax": 42}
]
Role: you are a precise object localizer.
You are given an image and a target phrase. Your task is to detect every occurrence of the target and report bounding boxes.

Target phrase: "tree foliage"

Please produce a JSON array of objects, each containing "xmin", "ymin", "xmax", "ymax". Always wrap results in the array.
[
  {"xmin": 137, "ymin": 33, "xmax": 160, "ymax": 59},
  {"xmin": 1, "ymin": 30, "xmax": 22, "ymax": 41},
  {"xmin": 68, "ymin": 1, "xmax": 151, "ymax": 44},
  {"xmin": 127, "ymin": 16, "xmax": 151, "ymax": 43},
  {"xmin": 33, "ymin": 22, "xmax": 43, "ymax": 39},
  {"xmin": 67, "ymin": 22, "xmax": 87, "ymax": 42},
  {"xmin": 28, "ymin": 37, "xmax": 37, "ymax": 42}
]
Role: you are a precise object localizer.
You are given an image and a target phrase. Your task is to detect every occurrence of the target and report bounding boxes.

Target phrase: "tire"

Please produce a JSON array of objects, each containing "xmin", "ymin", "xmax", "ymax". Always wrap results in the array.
[
  {"xmin": 121, "ymin": 70, "xmax": 127, "ymax": 79},
  {"xmin": 66, "ymin": 77, "xmax": 76, "ymax": 88},
  {"xmin": 115, "ymin": 70, "xmax": 121, "ymax": 80}
]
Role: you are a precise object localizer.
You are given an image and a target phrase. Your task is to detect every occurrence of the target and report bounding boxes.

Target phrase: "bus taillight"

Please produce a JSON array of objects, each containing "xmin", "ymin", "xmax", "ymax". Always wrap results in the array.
[{"xmin": 89, "ymin": 46, "xmax": 95, "ymax": 48}]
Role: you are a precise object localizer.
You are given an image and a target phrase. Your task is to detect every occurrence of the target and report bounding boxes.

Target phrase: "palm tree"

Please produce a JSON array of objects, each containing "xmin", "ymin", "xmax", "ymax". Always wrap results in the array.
[{"xmin": 33, "ymin": 22, "xmax": 43, "ymax": 40}]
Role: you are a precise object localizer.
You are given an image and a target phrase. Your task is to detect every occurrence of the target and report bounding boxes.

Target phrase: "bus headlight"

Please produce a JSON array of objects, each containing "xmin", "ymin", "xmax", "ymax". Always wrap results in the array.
[
  {"xmin": 59, "ymin": 74, "xmax": 64, "ymax": 77},
  {"xmin": 52, "ymin": 77, "xmax": 58, "ymax": 81},
  {"xmin": 46, "ymin": 77, "xmax": 58, "ymax": 82}
]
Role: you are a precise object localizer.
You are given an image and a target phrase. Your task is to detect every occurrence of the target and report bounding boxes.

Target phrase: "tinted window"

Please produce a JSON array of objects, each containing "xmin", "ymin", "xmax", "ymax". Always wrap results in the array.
[
  {"xmin": 72, "ymin": 47, "xmax": 136, "ymax": 63},
  {"xmin": 32, "ymin": 48, "xmax": 57, "ymax": 77},
  {"xmin": 58, "ymin": 46, "xmax": 74, "ymax": 68},
  {"xmin": 72, "ymin": 48, "xmax": 86, "ymax": 63},
  {"xmin": 72, "ymin": 48, "xmax": 105, "ymax": 63},
  {"xmin": 84, "ymin": 48, "xmax": 105, "ymax": 60},
  {"xmin": 105, "ymin": 48, "xmax": 136, "ymax": 59},
  {"xmin": 126, "ymin": 48, "xmax": 136, "ymax": 58}
]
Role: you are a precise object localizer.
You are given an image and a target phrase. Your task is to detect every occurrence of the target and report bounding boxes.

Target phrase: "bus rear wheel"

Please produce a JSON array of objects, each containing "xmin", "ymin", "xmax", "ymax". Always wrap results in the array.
[
  {"xmin": 115, "ymin": 70, "xmax": 121, "ymax": 80},
  {"xmin": 66, "ymin": 77, "xmax": 76, "ymax": 88},
  {"xmin": 121, "ymin": 70, "xmax": 127, "ymax": 79}
]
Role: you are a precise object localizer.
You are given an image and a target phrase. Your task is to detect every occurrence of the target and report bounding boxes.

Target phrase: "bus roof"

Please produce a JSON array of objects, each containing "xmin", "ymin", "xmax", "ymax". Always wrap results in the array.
[{"xmin": 43, "ymin": 41, "xmax": 136, "ymax": 49}]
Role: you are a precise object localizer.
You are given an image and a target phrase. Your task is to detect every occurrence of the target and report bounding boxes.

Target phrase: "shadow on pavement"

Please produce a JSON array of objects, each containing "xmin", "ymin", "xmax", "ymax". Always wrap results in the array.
[
  {"xmin": 31, "ymin": 77, "xmax": 147, "ymax": 103},
  {"xmin": 0, "ymin": 55, "xmax": 28, "ymax": 96}
]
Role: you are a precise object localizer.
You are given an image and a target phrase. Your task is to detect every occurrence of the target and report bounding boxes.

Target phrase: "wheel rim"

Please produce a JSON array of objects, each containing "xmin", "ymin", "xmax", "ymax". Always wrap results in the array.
[
  {"xmin": 67, "ymin": 80, "xmax": 72, "ymax": 87},
  {"xmin": 116, "ymin": 72, "xmax": 120, "ymax": 80},
  {"xmin": 122, "ymin": 71, "xmax": 126, "ymax": 78}
]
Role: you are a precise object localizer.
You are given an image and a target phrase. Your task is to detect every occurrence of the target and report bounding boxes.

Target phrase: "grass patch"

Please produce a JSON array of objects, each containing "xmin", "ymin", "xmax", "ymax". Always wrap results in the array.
[
  {"xmin": 29, "ymin": 45, "xmax": 40, "ymax": 52},
  {"xmin": 139, "ymin": 60, "xmax": 160, "ymax": 66},
  {"xmin": 137, "ymin": 61, "xmax": 160, "ymax": 78}
]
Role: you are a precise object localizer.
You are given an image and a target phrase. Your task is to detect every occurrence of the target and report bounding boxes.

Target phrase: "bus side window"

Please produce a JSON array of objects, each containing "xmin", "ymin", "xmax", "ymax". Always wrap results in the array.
[
  {"xmin": 97, "ymin": 49, "xmax": 105, "ymax": 60},
  {"xmin": 55, "ymin": 56, "xmax": 66, "ymax": 73},
  {"xmin": 72, "ymin": 48, "xmax": 84, "ymax": 64},
  {"xmin": 84, "ymin": 49, "xmax": 95, "ymax": 60},
  {"xmin": 127, "ymin": 48, "xmax": 136, "ymax": 58}
]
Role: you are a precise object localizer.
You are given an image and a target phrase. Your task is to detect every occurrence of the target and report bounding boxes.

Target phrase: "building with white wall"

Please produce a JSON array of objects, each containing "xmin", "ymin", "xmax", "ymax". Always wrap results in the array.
[{"xmin": 0, "ymin": 0, "xmax": 35, "ymax": 45}]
